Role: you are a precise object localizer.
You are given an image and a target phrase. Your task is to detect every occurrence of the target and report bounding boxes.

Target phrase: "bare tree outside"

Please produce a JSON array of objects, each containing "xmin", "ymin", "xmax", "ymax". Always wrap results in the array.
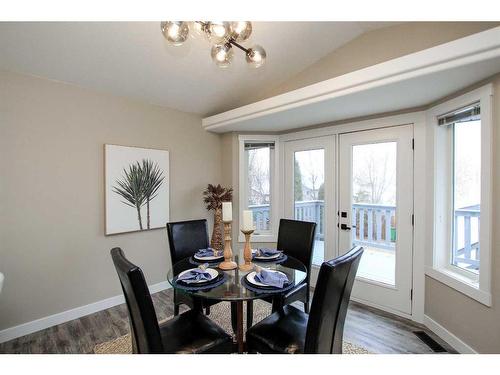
[
  {"xmin": 295, "ymin": 149, "xmax": 324, "ymax": 201},
  {"xmin": 247, "ymin": 147, "xmax": 270, "ymax": 205},
  {"xmin": 294, "ymin": 149, "xmax": 325, "ymax": 265},
  {"xmin": 246, "ymin": 145, "xmax": 272, "ymax": 231},
  {"xmin": 353, "ymin": 143, "xmax": 396, "ymax": 205}
]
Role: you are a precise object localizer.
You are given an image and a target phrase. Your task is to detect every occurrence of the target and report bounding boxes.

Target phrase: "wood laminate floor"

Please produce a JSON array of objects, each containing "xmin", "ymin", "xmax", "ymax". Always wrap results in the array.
[{"xmin": 0, "ymin": 289, "xmax": 455, "ymax": 354}]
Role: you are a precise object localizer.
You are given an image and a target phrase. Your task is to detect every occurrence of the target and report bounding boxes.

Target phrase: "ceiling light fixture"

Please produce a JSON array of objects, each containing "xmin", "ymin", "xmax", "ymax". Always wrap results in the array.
[{"xmin": 161, "ymin": 21, "xmax": 267, "ymax": 69}]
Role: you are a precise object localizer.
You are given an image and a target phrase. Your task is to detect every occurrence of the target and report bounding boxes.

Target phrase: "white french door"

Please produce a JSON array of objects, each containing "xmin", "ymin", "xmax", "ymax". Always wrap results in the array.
[
  {"xmin": 284, "ymin": 136, "xmax": 335, "ymax": 283},
  {"xmin": 338, "ymin": 125, "xmax": 414, "ymax": 315}
]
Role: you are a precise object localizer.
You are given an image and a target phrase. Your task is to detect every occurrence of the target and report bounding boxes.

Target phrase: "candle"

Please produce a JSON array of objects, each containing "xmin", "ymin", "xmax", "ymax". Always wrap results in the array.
[
  {"xmin": 242, "ymin": 210, "xmax": 254, "ymax": 231},
  {"xmin": 222, "ymin": 201, "xmax": 232, "ymax": 222}
]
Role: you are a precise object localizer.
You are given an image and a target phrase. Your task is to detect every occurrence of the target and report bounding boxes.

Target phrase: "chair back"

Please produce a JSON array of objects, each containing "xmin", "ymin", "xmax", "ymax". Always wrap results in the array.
[
  {"xmin": 166, "ymin": 219, "xmax": 210, "ymax": 265},
  {"xmin": 304, "ymin": 246, "xmax": 363, "ymax": 354},
  {"xmin": 276, "ymin": 219, "xmax": 316, "ymax": 284},
  {"xmin": 110, "ymin": 247, "xmax": 163, "ymax": 354}
]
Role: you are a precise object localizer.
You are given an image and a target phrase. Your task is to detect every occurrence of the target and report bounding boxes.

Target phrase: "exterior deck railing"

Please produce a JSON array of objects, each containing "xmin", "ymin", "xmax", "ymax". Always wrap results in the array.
[
  {"xmin": 453, "ymin": 204, "xmax": 480, "ymax": 270},
  {"xmin": 351, "ymin": 203, "xmax": 396, "ymax": 250},
  {"xmin": 248, "ymin": 200, "xmax": 324, "ymax": 239},
  {"xmin": 249, "ymin": 201, "xmax": 479, "ymax": 270}
]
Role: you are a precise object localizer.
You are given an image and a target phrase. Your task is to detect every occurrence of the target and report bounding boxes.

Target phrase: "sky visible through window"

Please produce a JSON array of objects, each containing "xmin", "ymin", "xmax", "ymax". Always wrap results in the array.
[{"xmin": 454, "ymin": 120, "xmax": 481, "ymax": 210}]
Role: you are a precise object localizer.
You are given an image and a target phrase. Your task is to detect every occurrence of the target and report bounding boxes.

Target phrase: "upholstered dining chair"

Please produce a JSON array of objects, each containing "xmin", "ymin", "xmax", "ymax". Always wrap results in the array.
[
  {"xmin": 274, "ymin": 219, "xmax": 317, "ymax": 313},
  {"xmin": 246, "ymin": 246, "xmax": 363, "ymax": 354},
  {"xmin": 110, "ymin": 247, "xmax": 233, "ymax": 354},
  {"xmin": 166, "ymin": 219, "xmax": 220, "ymax": 316},
  {"xmin": 252, "ymin": 219, "xmax": 316, "ymax": 325}
]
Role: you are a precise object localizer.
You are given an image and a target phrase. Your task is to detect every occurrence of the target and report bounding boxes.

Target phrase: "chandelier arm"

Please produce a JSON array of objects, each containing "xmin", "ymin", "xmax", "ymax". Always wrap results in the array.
[{"xmin": 228, "ymin": 39, "xmax": 250, "ymax": 54}]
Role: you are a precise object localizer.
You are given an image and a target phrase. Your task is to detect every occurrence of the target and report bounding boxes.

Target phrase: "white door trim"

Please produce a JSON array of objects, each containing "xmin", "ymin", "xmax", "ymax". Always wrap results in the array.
[
  {"xmin": 338, "ymin": 124, "xmax": 414, "ymax": 315},
  {"xmin": 278, "ymin": 112, "xmax": 426, "ymax": 323}
]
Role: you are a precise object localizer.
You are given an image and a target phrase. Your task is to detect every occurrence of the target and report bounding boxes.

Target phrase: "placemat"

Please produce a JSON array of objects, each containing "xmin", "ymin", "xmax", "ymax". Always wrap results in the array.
[
  {"xmin": 189, "ymin": 256, "xmax": 224, "ymax": 266},
  {"xmin": 241, "ymin": 274, "xmax": 296, "ymax": 295},
  {"xmin": 252, "ymin": 253, "xmax": 288, "ymax": 264},
  {"xmin": 172, "ymin": 272, "xmax": 228, "ymax": 291}
]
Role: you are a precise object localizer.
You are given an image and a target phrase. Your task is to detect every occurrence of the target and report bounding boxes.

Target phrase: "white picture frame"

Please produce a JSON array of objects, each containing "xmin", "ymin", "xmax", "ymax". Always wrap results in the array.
[{"xmin": 104, "ymin": 144, "xmax": 169, "ymax": 235}]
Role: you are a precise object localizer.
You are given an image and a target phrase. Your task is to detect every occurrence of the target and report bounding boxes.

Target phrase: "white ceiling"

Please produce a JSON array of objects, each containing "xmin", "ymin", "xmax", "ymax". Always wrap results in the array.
[
  {"xmin": 0, "ymin": 22, "xmax": 394, "ymax": 115},
  {"xmin": 202, "ymin": 27, "xmax": 500, "ymax": 133}
]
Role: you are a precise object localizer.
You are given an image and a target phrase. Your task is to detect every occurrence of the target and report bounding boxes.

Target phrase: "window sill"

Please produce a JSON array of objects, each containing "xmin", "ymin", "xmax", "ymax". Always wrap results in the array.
[
  {"xmin": 425, "ymin": 266, "xmax": 491, "ymax": 307},
  {"xmin": 237, "ymin": 233, "xmax": 277, "ymax": 243}
]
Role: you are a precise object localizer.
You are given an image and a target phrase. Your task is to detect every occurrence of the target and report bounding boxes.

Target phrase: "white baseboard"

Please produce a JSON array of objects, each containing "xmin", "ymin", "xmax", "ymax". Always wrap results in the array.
[
  {"xmin": 0, "ymin": 281, "xmax": 171, "ymax": 344},
  {"xmin": 424, "ymin": 315, "xmax": 477, "ymax": 353}
]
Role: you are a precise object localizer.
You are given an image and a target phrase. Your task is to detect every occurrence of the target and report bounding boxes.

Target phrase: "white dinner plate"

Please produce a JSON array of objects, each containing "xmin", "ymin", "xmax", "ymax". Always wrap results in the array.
[
  {"xmin": 177, "ymin": 267, "xmax": 219, "ymax": 284},
  {"xmin": 193, "ymin": 253, "xmax": 224, "ymax": 261},
  {"xmin": 246, "ymin": 270, "xmax": 287, "ymax": 288},
  {"xmin": 252, "ymin": 249, "xmax": 282, "ymax": 260}
]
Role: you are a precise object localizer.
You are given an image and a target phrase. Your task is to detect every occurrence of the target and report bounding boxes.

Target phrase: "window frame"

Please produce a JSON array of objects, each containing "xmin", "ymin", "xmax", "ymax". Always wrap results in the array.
[
  {"xmin": 238, "ymin": 135, "xmax": 281, "ymax": 243},
  {"xmin": 426, "ymin": 84, "xmax": 493, "ymax": 306}
]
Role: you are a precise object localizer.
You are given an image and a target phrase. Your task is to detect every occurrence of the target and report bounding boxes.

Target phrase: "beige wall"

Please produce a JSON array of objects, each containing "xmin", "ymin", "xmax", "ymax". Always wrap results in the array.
[
  {"xmin": 233, "ymin": 22, "xmax": 499, "ymax": 109},
  {"xmin": 0, "ymin": 70, "xmax": 222, "ymax": 330},
  {"xmin": 424, "ymin": 76, "xmax": 500, "ymax": 353},
  {"xmin": 220, "ymin": 133, "xmax": 239, "ymax": 241}
]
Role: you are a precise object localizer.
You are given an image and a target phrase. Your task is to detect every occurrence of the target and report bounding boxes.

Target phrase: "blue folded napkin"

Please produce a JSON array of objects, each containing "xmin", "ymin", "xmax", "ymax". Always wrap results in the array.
[
  {"xmin": 195, "ymin": 247, "xmax": 218, "ymax": 257},
  {"xmin": 177, "ymin": 264, "xmax": 211, "ymax": 284},
  {"xmin": 254, "ymin": 267, "xmax": 289, "ymax": 288},
  {"xmin": 255, "ymin": 248, "xmax": 281, "ymax": 257}
]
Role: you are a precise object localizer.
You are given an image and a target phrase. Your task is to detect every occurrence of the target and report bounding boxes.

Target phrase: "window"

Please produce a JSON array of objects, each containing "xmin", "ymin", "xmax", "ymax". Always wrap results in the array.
[
  {"xmin": 246, "ymin": 142, "xmax": 273, "ymax": 233},
  {"xmin": 450, "ymin": 111, "xmax": 481, "ymax": 275},
  {"xmin": 239, "ymin": 135, "xmax": 280, "ymax": 242},
  {"xmin": 427, "ymin": 85, "xmax": 492, "ymax": 306}
]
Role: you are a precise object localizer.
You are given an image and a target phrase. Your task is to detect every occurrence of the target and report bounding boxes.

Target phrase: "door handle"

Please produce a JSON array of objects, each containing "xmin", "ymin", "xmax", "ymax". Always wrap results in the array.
[{"xmin": 340, "ymin": 223, "xmax": 351, "ymax": 231}]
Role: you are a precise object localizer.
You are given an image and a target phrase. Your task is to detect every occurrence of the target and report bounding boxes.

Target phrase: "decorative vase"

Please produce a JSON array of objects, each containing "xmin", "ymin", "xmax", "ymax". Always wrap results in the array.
[{"xmin": 210, "ymin": 207, "xmax": 224, "ymax": 252}]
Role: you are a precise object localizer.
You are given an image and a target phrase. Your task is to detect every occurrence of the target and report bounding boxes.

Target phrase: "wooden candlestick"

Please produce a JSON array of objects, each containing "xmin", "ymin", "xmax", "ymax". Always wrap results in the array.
[
  {"xmin": 218, "ymin": 221, "xmax": 237, "ymax": 270},
  {"xmin": 239, "ymin": 229, "xmax": 254, "ymax": 271}
]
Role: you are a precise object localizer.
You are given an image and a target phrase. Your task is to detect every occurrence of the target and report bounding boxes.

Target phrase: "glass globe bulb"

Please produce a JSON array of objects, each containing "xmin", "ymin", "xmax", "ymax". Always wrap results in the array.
[
  {"xmin": 161, "ymin": 21, "xmax": 189, "ymax": 46},
  {"xmin": 191, "ymin": 21, "xmax": 206, "ymax": 38},
  {"xmin": 229, "ymin": 21, "xmax": 252, "ymax": 41},
  {"xmin": 246, "ymin": 44, "xmax": 267, "ymax": 68},
  {"xmin": 207, "ymin": 21, "xmax": 231, "ymax": 43},
  {"xmin": 211, "ymin": 43, "xmax": 234, "ymax": 68}
]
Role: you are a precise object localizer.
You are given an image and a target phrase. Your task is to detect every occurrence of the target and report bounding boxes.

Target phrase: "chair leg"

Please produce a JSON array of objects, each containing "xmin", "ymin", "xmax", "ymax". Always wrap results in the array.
[
  {"xmin": 304, "ymin": 282, "xmax": 310, "ymax": 313},
  {"xmin": 205, "ymin": 306, "xmax": 210, "ymax": 315},
  {"xmin": 247, "ymin": 300, "xmax": 253, "ymax": 328}
]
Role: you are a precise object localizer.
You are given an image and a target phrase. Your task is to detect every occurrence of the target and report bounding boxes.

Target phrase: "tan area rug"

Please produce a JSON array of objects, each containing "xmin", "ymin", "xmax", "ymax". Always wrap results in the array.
[{"xmin": 94, "ymin": 300, "xmax": 370, "ymax": 354}]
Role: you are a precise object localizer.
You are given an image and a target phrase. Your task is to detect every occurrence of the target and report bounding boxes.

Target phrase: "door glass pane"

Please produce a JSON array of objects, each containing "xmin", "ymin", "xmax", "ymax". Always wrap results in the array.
[
  {"xmin": 352, "ymin": 142, "xmax": 397, "ymax": 285},
  {"xmin": 294, "ymin": 149, "xmax": 325, "ymax": 265},
  {"xmin": 452, "ymin": 119, "xmax": 481, "ymax": 273}
]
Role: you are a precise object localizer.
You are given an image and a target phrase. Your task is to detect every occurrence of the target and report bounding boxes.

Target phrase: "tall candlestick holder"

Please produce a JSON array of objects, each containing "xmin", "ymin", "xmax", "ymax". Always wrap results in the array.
[
  {"xmin": 239, "ymin": 229, "xmax": 254, "ymax": 271},
  {"xmin": 218, "ymin": 221, "xmax": 237, "ymax": 270}
]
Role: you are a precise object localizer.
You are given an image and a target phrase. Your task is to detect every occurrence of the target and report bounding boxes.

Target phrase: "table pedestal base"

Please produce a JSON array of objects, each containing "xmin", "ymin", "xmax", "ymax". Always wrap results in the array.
[{"xmin": 230, "ymin": 300, "xmax": 254, "ymax": 353}]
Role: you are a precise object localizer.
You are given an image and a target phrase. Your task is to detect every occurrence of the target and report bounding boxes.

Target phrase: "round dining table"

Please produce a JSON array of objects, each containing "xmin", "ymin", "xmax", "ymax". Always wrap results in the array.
[{"xmin": 167, "ymin": 254, "xmax": 307, "ymax": 353}]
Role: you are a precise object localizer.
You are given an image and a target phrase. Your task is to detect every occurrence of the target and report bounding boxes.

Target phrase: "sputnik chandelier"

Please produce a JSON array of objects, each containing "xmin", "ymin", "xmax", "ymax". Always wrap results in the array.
[{"xmin": 160, "ymin": 21, "xmax": 267, "ymax": 68}]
